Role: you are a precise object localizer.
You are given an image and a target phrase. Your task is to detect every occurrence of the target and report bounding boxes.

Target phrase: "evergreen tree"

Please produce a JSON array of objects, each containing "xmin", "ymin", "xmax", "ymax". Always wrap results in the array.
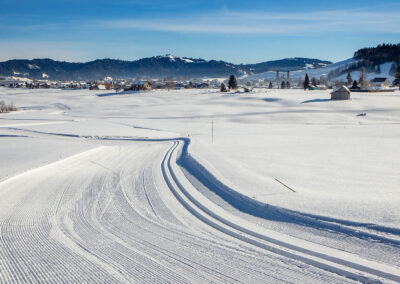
[
  {"xmin": 281, "ymin": 81, "xmax": 286, "ymax": 89},
  {"xmin": 311, "ymin": 77, "xmax": 317, "ymax": 86},
  {"xmin": 351, "ymin": 80, "xmax": 359, "ymax": 89},
  {"xmin": 286, "ymin": 81, "xmax": 291, "ymax": 89},
  {"xmin": 346, "ymin": 72, "xmax": 353, "ymax": 86},
  {"xmin": 394, "ymin": 65, "xmax": 400, "ymax": 86},
  {"xmin": 220, "ymin": 83, "xmax": 227, "ymax": 92},
  {"xmin": 303, "ymin": 74, "xmax": 310, "ymax": 90},
  {"xmin": 228, "ymin": 75, "xmax": 238, "ymax": 90},
  {"xmin": 268, "ymin": 82, "xmax": 273, "ymax": 89},
  {"xmin": 389, "ymin": 63, "xmax": 398, "ymax": 76}
]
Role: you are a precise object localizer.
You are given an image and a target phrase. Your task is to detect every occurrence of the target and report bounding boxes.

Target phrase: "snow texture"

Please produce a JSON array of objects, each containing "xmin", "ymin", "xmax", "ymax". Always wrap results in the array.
[{"xmin": 0, "ymin": 87, "xmax": 399, "ymax": 283}]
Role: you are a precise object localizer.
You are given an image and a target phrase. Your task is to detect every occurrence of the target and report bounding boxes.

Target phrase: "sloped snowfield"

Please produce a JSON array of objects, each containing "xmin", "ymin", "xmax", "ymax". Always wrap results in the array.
[{"xmin": 0, "ymin": 87, "xmax": 399, "ymax": 283}]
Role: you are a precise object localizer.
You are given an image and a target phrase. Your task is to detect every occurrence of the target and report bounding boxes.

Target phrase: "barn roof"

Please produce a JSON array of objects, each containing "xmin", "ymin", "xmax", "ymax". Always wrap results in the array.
[
  {"xmin": 331, "ymin": 85, "xmax": 350, "ymax": 94},
  {"xmin": 132, "ymin": 81, "xmax": 151, "ymax": 85},
  {"xmin": 371, "ymin": 77, "xmax": 388, "ymax": 83}
]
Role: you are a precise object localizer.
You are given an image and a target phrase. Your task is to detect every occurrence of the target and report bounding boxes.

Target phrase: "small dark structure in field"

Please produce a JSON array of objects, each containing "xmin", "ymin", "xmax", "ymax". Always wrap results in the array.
[{"xmin": 331, "ymin": 85, "xmax": 350, "ymax": 100}]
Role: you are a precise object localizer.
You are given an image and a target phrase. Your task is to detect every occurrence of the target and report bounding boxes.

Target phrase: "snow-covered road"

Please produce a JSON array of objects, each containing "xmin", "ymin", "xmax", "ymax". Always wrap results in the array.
[{"xmin": 0, "ymin": 88, "xmax": 399, "ymax": 283}]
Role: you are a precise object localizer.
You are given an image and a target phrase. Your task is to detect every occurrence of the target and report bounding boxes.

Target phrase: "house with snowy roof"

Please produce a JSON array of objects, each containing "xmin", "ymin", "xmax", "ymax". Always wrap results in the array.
[
  {"xmin": 370, "ymin": 77, "xmax": 391, "ymax": 89},
  {"xmin": 124, "ymin": 81, "xmax": 152, "ymax": 91}
]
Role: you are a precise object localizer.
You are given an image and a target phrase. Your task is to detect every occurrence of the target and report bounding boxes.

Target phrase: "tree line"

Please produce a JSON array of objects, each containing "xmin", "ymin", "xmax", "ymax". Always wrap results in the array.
[{"xmin": 354, "ymin": 43, "xmax": 400, "ymax": 66}]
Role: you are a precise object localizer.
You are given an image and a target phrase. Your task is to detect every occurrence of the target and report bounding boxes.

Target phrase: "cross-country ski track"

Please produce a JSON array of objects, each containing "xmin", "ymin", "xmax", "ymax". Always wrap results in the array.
[
  {"xmin": 1, "ymin": 88, "xmax": 400, "ymax": 283},
  {"xmin": 0, "ymin": 133, "xmax": 399, "ymax": 283}
]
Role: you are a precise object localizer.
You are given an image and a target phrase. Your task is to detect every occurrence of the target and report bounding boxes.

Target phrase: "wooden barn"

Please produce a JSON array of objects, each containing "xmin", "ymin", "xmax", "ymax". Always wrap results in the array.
[
  {"xmin": 125, "ymin": 81, "xmax": 152, "ymax": 91},
  {"xmin": 331, "ymin": 85, "xmax": 350, "ymax": 100}
]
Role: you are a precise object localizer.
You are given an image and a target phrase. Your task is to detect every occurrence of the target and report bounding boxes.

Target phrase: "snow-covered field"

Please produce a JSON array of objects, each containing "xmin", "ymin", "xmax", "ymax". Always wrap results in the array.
[{"xmin": 0, "ymin": 87, "xmax": 399, "ymax": 283}]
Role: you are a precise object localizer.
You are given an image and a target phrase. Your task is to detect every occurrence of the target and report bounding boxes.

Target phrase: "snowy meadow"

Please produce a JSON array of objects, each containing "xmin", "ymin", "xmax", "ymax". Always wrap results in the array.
[{"xmin": 0, "ymin": 87, "xmax": 399, "ymax": 283}]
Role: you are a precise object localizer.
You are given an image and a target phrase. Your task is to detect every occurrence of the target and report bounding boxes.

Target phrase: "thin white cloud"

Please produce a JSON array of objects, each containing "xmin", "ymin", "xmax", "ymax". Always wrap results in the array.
[
  {"xmin": 2, "ymin": 9, "xmax": 399, "ymax": 36},
  {"xmin": 98, "ymin": 9, "xmax": 400, "ymax": 35}
]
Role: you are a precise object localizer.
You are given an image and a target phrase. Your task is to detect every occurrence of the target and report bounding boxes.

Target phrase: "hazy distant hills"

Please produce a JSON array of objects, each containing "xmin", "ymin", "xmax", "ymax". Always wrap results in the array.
[{"xmin": 0, "ymin": 54, "xmax": 332, "ymax": 81}]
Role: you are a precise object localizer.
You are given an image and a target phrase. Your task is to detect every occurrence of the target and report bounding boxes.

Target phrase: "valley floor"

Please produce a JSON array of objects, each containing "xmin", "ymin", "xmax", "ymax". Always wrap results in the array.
[{"xmin": 0, "ymin": 87, "xmax": 399, "ymax": 283}]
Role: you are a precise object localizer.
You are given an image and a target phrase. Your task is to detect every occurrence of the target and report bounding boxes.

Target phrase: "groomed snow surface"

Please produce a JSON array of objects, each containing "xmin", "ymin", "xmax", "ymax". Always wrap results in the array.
[{"xmin": 0, "ymin": 87, "xmax": 399, "ymax": 283}]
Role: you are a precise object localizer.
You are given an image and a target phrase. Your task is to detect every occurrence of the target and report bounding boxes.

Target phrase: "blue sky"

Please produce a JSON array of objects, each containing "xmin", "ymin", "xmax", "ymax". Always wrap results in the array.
[{"xmin": 1, "ymin": 0, "xmax": 399, "ymax": 63}]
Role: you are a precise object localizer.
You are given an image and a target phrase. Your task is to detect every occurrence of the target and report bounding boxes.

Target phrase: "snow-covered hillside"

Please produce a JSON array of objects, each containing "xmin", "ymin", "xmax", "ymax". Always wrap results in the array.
[
  {"xmin": 245, "ymin": 58, "xmax": 396, "ymax": 83},
  {"xmin": 0, "ymin": 87, "xmax": 400, "ymax": 283}
]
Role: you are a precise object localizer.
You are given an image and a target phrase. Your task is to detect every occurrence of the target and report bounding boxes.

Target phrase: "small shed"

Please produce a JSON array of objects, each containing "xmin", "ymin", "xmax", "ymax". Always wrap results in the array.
[{"xmin": 331, "ymin": 85, "xmax": 350, "ymax": 100}]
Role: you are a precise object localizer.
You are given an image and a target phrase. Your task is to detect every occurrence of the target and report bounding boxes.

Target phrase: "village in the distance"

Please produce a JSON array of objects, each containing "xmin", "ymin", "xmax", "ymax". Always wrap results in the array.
[{"xmin": 1, "ymin": 44, "xmax": 399, "ymax": 99}]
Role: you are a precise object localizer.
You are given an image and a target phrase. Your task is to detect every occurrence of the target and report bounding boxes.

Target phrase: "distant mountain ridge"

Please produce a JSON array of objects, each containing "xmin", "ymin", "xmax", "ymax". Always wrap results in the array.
[
  {"xmin": 239, "ymin": 57, "xmax": 332, "ymax": 73},
  {"xmin": 0, "ymin": 55, "xmax": 332, "ymax": 81}
]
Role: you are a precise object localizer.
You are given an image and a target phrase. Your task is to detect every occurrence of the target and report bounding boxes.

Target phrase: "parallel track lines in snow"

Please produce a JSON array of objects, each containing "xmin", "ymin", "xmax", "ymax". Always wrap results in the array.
[
  {"xmin": 112, "ymin": 168, "xmax": 243, "ymax": 283},
  {"xmin": 0, "ymin": 139, "xmax": 392, "ymax": 283},
  {"xmin": 163, "ymin": 140, "xmax": 400, "ymax": 284}
]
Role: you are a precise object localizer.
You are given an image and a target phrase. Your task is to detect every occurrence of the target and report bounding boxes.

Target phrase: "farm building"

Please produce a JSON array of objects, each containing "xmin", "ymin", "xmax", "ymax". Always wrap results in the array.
[
  {"xmin": 331, "ymin": 85, "xmax": 350, "ymax": 100},
  {"xmin": 316, "ymin": 85, "xmax": 328, "ymax": 90},
  {"xmin": 125, "ymin": 81, "xmax": 152, "ymax": 91},
  {"xmin": 370, "ymin": 77, "xmax": 391, "ymax": 89}
]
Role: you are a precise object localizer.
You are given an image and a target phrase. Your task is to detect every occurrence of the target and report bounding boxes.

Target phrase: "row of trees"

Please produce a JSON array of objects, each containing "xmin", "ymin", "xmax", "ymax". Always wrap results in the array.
[
  {"xmin": 305, "ymin": 64, "xmax": 400, "ymax": 90},
  {"xmin": 221, "ymin": 76, "xmax": 294, "ymax": 92},
  {"xmin": 328, "ymin": 43, "xmax": 400, "ymax": 80},
  {"xmin": 220, "ymin": 75, "xmax": 238, "ymax": 92},
  {"xmin": 280, "ymin": 81, "xmax": 291, "ymax": 89},
  {"xmin": 354, "ymin": 43, "xmax": 400, "ymax": 66},
  {"xmin": 303, "ymin": 74, "xmax": 330, "ymax": 90},
  {"xmin": 223, "ymin": 65, "xmax": 400, "ymax": 93}
]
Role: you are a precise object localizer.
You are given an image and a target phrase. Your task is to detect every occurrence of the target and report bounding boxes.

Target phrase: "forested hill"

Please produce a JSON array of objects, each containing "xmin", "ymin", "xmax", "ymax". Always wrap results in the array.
[
  {"xmin": 0, "ymin": 55, "xmax": 331, "ymax": 81},
  {"xmin": 239, "ymin": 58, "xmax": 332, "ymax": 73},
  {"xmin": 354, "ymin": 43, "xmax": 400, "ymax": 65}
]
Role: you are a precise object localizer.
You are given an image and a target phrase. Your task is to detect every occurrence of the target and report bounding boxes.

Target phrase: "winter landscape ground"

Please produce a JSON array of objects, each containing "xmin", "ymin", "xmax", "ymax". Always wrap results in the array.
[{"xmin": 0, "ymin": 87, "xmax": 400, "ymax": 283}]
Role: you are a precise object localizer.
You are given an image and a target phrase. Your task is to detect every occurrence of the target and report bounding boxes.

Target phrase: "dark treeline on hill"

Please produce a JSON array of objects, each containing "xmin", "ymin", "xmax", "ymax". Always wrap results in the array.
[
  {"xmin": 328, "ymin": 43, "xmax": 400, "ymax": 80},
  {"xmin": 0, "ymin": 55, "xmax": 332, "ymax": 81},
  {"xmin": 354, "ymin": 43, "xmax": 400, "ymax": 65}
]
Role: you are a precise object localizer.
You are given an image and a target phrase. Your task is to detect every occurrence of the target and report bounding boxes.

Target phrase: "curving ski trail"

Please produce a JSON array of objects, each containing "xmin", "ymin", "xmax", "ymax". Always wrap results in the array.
[{"xmin": 0, "ymin": 141, "xmax": 356, "ymax": 283}]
